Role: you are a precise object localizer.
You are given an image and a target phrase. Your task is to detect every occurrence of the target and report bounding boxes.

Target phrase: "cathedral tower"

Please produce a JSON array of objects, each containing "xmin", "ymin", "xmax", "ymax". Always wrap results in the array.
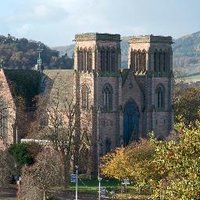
[
  {"xmin": 74, "ymin": 33, "xmax": 121, "ymax": 173},
  {"xmin": 128, "ymin": 35, "xmax": 173, "ymax": 138}
]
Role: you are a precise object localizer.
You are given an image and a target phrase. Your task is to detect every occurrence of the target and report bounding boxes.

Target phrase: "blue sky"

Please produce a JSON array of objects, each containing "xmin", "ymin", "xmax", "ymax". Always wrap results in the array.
[{"xmin": 0, "ymin": 0, "xmax": 200, "ymax": 47}]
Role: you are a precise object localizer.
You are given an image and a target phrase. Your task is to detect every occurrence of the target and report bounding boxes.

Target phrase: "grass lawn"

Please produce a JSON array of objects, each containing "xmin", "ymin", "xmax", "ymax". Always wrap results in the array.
[
  {"xmin": 69, "ymin": 178, "xmax": 121, "ymax": 193},
  {"xmin": 67, "ymin": 178, "xmax": 151, "ymax": 199}
]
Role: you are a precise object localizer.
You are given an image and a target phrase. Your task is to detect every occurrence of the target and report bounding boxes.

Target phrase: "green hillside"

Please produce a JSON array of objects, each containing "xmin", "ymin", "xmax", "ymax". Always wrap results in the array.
[{"xmin": 0, "ymin": 34, "xmax": 73, "ymax": 70}]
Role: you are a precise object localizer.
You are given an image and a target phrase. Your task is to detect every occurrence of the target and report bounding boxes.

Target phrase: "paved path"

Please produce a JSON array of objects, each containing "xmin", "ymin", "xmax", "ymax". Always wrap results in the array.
[{"xmin": 0, "ymin": 187, "xmax": 17, "ymax": 200}]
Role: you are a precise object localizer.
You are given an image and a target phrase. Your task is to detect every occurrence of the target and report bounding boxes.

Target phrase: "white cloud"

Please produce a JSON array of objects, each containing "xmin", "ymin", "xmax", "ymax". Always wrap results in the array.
[{"xmin": 1, "ymin": 0, "xmax": 199, "ymax": 46}]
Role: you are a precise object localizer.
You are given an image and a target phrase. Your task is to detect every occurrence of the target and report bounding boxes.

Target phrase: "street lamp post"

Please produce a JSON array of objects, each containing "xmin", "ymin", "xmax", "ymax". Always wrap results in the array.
[
  {"xmin": 75, "ymin": 165, "xmax": 78, "ymax": 200},
  {"xmin": 97, "ymin": 105, "xmax": 102, "ymax": 200},
  {"xmin": 98, "ymin": 176, "xmax": 102, "ymax": 200}
]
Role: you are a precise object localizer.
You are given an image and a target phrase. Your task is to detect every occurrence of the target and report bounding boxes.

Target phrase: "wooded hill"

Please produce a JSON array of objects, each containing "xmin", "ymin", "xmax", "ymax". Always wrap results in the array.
[{"xmin": 0, "ymin": 34, "xmax": 73, "ymax": 69}]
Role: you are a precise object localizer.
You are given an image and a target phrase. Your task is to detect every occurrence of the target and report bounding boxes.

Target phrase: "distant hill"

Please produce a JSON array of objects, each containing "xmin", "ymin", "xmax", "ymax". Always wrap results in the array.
[
  {"xmin": 54, "ymin": 32, "xmax": 200, "ymax": 74},
  {"xmin": 0, "ymin": 34, "xmax": 73, "ymax": 69},
  {"xmin": 173, "ymin": 31, "xmax": 200, "ymax": 74}
]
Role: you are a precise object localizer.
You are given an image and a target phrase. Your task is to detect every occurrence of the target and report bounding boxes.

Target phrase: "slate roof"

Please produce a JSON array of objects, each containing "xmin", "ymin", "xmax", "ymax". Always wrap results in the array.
[{"xmin": 42, "ymin": 69, "xmax": 75, "ymax": 110}]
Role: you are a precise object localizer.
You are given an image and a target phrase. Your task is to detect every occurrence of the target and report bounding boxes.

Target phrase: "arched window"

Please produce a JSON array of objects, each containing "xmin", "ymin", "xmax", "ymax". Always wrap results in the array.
[
  {"xmin": 83, "ymin": 48, "xmax": 87, "ymax": 72},
  {"xmin": 163, "ymin": 51, "xmax": 169, "ymax": 72},
  {"xmin": 106, "ymin": 49, "xmax": 111, "ymax": 72},
  {"xmin": 154, "ymin": 50, "xmax": 159, "ymax": 72},
  {"xmin": 130, "ymin": 49, "xmax": 135, "ymax": 70},
  {"xmin": 87, "ymin": 48, "xmax": 92, "ymax": 72},
  {"xmin": 100, "ymin": 48, "xmax": 106, "ymax": 72},
  {"xmin": 111, "ymin": 49, "xmax": 116, "ymax": 72},
  {"xmin": 163, "ymin": 52, "xmax": 166, "ymax": 72},
  {"xmin": 81, "ymin": 85, "xmax": 90, "ymax": 110},
  {"xmin": 78, "ymin": 49, "xmax": 83, "ymax": 71},
  {"xmin": 102, "ymin": 83, "xmax": 113, "ymax": 111},
  {"xmin": 141, "ymin": 50, "xmax": 146, "ymax": 72},
  {"xmin": 159, "ymin": 50, "xmax": 165, "ymax": 73},
  {"xmin": 156, "ymin": 84, "xmax": 165, "ymax": 109},
  {"xmin": 134, "ymin": 51, "xmax": 139, "ymax": 72}
]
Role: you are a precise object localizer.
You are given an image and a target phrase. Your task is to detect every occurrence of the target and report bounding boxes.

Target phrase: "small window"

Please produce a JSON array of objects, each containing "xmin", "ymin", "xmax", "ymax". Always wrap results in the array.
[
  {"xmin": 102, "ymin": 83, "xmax": 113, "ymax": 111},
  {"xmin": 156, "ymin": 84, "xmax": 165, "ymax": 109},
  {"xmin": 81, "ymin": 85, "xmax": 90, "ymax": 110}
]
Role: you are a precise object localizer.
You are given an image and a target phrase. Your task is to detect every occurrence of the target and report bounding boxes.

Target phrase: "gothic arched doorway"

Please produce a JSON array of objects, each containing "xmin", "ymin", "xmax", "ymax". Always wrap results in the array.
[{"xmin": 123, "ymin": 100, "xmax": 140, "ymax": 145}]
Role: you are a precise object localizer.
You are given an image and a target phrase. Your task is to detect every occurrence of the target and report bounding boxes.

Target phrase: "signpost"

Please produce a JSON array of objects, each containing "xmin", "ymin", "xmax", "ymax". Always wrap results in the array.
[
  {"xmin": 71, "ymin": 166, "xmax": 78, "ymax": 200},
  {"xmin": 70, "ymin": 174, "xmax": 76, "ymax": 183},
  {"xmin": 122, "ymin": 178, "xmax": 130, "ymax": 193}
]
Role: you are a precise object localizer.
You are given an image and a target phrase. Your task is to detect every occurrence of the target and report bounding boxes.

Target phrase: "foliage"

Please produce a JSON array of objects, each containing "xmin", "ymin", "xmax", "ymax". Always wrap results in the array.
[
  {"xmin": 5, "ymin": 69, "xmax": 42, "ymax": 108},
  {"xmin": 101, "ymin": 139, "xmax": 157, "ymax": 192},
  {"xmin": 0, "ymin": 34, "xmax": 73, "ymax": 69},
  {"xmin": 0, "ymin": 150, "xmax": 15, "ymax": 187},
  {"xmin": 18, "ymin": 148, "xmax": 62, "ymax": 200},
  {"xmin": 151, "ymin": 122, "xmax": 200, "ymax": 200},
  {"xmin": 101, "ymin": 147, "xmax": 129, "ymax": 180},
  {"xmin": 8, "ymin": 143, "xmax": 37, "ymax": 166},
  {"xmin": 174, "ymin": 85, "xmax": 200, "ymax": 126}
]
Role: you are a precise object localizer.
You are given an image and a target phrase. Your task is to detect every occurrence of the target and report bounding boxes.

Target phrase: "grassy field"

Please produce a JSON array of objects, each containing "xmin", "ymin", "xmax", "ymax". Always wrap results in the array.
[
  {"xmin": 69, "ymin": 178, "xmax": 121, "ymax": 193},
  {"xmin": 67, "ymin": 178, "xmax": 151, "ymax": 199}
]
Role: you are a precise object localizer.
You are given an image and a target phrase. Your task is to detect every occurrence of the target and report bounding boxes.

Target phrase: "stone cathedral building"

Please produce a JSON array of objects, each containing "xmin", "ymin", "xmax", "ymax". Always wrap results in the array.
[
  {"xmin": 0, "ymin": 32, "xmax": 173, "ymax": 163},
  {"xmin": 74, "ymin": 33, "xmax": 173, "ymax": 156}
]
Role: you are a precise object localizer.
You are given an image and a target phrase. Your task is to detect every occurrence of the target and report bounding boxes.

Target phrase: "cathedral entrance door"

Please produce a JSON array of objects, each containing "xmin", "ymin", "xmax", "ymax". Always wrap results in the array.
[{"xmin": 123, "ymin": 100, "xmax": 140, "ymax": 145}]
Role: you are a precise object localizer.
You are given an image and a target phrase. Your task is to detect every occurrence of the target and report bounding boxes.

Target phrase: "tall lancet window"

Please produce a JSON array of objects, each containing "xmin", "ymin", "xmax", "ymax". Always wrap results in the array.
[
  {"xmin": 156, "ymin": 84, "xmax": 165, "ymax": 109},
  {"xmin": 105, "ymin": 49, "xmax": 111, "ymax": 72},
  {"xmin": 102, "ymin": 83, "xmax": 113, "ymax": 111},
  {"xmin": 78, "ymin": 49, "xmax": 83, "ymax": 71},
  {"xmin": 111, "ymin": 49, "xmax": 116, "ymax": 72},
  {"xmin": 100, "ymin": 48, "xmax": 106, "ymax": 72},
  {"xmin": 81, "ymin": 85, "xmax": 90, "ymax": 110},
  {"xmin": 87, "ymin": 48, "xmax": 92, "ymax": 72}
]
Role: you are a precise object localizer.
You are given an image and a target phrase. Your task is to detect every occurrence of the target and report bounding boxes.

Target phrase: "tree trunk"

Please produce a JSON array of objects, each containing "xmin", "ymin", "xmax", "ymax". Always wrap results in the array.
[
  {"xmin": 43, "ymin": 190, "xmax": 46, "ymax": 200},
  {"xmin": 60, "ymin": 152, "xmax": 67, "ymax": 190},
  {"xmin": 60, "ymin": 152, "xmax": 71, "ymax": 191}
]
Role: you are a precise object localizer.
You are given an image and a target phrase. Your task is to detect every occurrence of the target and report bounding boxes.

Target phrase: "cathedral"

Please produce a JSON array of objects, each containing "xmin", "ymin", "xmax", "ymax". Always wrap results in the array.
[
  {"xmin": 0, "ymin": 33, "xmax": 174, "ymax": 164},
  {"xmin": 74, "ymin": 33, "xmax": 173, "ymax": 156}
]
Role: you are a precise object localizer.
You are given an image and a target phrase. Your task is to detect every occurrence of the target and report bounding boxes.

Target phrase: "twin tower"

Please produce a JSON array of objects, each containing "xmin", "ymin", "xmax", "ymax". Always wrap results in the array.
[{"xmin": 73, "ymin": 33, "xmax": 173, "ymax": 156}]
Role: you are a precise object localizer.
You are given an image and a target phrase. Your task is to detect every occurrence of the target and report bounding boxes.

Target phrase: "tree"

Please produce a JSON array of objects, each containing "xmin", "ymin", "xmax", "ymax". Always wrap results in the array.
[
  {"xmin": 0, "ymin": 150, "xmax": 15, "ymax": 191},
  {"xmin": 32, "ymin": 72, "xmax": 88, "ymax": 188},
  {"xmin": 174, "ymin": 84, "xmax": 200, "ymax": 126},
  {"xmin": 18, "ymin": 148, "xmax": 62, "ymax": 200},
  {"xmin": 8, "ymin": 142, "xmax": 40, "ymax": 166},
  {"xmin": 151, "ymin": 122, "xmax": 200, "ymax": 200},
  {"xmin": 101, "ymin": 139, "xmax": 157, "ymax": 192}
]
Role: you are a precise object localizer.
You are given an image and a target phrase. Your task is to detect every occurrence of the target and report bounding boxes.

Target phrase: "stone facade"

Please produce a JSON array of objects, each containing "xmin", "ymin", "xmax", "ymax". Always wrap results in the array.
[
  {"xmin": 74, "ymin": 33, "xmax": 173, "ymax": 172},
  {"xmin": 0, "ymin": 69, "xmax": 16, "ymax": 150}
]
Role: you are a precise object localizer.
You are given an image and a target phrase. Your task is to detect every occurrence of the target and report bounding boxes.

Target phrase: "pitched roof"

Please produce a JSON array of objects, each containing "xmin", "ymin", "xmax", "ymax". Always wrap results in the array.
[{"xmin": 42, "ymin": 69, "xmax": 75, "ymax": 110}]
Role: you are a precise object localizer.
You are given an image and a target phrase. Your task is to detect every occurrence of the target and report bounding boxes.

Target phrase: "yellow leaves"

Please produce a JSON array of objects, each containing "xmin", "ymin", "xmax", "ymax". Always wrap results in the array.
[
  {"xmin": 101, "ymin": 147, "xmax": 129, "ymax": 180},
  {"xmin": 101, "ymin": 139, "xmax": 157, "ymax": 192}
]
